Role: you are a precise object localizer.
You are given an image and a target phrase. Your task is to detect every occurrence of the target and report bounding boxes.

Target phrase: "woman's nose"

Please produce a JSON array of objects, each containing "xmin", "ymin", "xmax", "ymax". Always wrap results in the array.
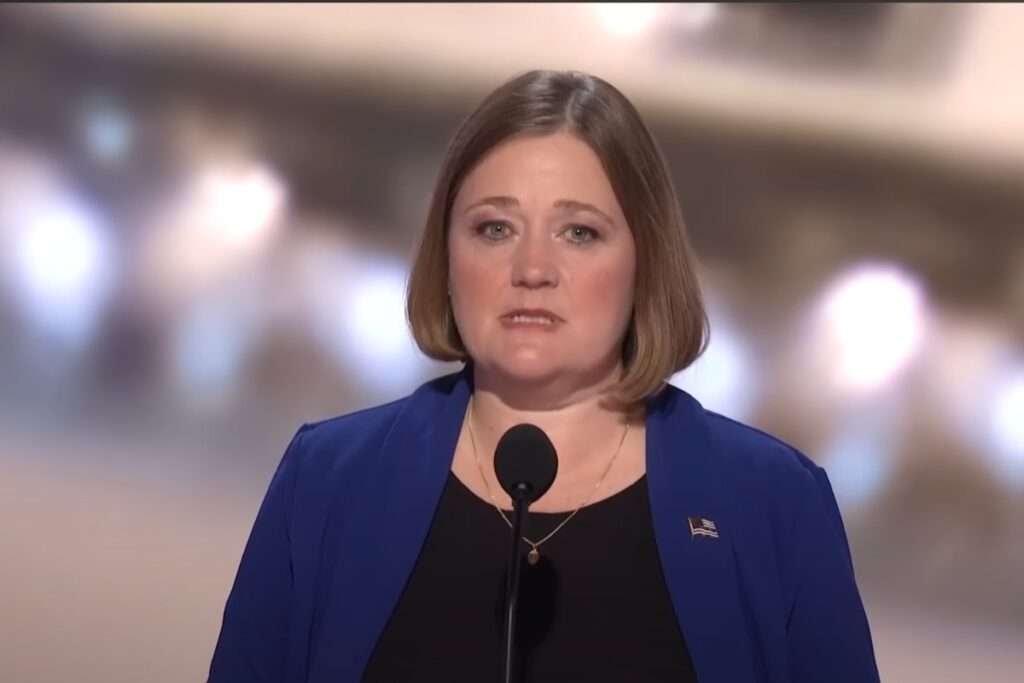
[{"xmin": 510, "ymin": 233, "xmax": 558, "ymax": 289}]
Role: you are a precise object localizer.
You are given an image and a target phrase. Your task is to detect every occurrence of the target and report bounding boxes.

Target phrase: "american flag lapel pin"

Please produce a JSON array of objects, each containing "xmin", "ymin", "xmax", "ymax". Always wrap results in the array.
[{"xmin": 688, "ymin": 516, "xmax": 719, "ymax": 540}]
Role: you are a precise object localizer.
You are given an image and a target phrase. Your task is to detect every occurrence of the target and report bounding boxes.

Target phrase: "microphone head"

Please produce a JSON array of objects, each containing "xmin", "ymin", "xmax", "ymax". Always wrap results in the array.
[{"xmin": 493, "ymin": 424, "xmax": 558, "ymax": 504}]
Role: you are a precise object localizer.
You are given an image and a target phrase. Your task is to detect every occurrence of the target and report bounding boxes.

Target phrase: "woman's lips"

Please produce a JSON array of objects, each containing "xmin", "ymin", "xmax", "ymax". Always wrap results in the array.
[{"xmin": 500, "ymin": 310, "xmax": 562, "ymax": 330}]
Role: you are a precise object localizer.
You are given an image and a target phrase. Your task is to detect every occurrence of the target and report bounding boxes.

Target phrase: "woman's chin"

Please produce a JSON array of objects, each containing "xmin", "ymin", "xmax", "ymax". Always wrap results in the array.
[{"xmin": 482, "ymin": 357, "xmax": 564, "ymax": 385}]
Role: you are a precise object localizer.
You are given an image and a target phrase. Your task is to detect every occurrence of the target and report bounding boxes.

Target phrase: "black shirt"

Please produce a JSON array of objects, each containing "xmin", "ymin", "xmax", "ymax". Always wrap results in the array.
[{"xmin": 364, "ymin": 470, "xmax": 697, "ymax": 682}]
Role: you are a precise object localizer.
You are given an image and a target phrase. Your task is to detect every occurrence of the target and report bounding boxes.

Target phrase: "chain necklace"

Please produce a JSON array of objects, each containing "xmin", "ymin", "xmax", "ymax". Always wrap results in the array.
[{"xmin": 466, "ymin": 394, "xmax": 630, "ymax": 565}]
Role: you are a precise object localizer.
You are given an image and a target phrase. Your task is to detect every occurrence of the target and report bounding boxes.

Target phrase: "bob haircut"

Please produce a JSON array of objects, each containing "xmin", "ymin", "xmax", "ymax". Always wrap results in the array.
[{"xmin": 406, "ymin": 69, "xmax": 709, "ymax": 408}]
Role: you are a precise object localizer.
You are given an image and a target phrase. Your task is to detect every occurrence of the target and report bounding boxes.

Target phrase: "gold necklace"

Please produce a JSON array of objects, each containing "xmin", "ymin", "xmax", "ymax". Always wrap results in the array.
[{"xmin": 466, "ymin": 394, "xmax": 630, "ymax": 565}]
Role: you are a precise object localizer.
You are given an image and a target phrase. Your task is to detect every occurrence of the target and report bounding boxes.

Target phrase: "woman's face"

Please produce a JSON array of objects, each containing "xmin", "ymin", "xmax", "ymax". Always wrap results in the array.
[{"xmin": 448, "ymin": 131, "xmax": 636, "ymax": 388}]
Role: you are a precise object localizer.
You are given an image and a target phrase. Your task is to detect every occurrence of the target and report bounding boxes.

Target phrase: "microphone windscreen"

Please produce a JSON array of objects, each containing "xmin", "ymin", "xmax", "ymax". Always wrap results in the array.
[{"xmin": 493, "ymin": 424, "xmax": 558, "ymax": 503}]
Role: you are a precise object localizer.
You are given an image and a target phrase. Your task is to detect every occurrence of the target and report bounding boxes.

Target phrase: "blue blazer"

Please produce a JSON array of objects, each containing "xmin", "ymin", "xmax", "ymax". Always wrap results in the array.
[{"xmin": 209, "ymin": 366, "xmax": 881, "ymax": 682}]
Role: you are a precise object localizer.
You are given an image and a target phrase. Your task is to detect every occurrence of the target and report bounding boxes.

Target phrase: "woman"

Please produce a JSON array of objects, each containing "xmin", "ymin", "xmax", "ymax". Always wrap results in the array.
[{"xmin": 208, "ymin": 70, "xmax": 881, "ymax": 683}]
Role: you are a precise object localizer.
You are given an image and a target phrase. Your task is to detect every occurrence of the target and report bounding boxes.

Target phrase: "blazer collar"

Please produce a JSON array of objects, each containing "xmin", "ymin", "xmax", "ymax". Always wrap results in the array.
[{"xmin": 645, "ymin": 384, "xmax": 759, "ymax": 682}]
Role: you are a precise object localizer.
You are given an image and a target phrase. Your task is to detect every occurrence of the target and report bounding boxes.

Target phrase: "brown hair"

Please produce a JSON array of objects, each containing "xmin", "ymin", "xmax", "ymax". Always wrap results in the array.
[{"xmin": 406, "ymin": 69, "xmax": 709, "ymax": 408}]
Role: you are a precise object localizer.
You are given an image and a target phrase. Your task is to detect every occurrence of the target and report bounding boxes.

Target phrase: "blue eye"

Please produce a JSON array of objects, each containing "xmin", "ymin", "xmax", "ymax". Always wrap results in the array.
[
  {"xmin": 477, "ymin": 221, "xmax": 510, "ymax": 240},
  {"xmin": 566, "ymin": 224, "xmax": 597, "ymax": 244}
]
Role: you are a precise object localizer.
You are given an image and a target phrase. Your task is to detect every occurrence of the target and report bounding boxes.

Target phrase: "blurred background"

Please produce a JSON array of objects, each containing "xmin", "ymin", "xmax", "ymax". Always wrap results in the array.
[{"xmin": 0, "ymin": 3, "xmax": 1022, "ymax": 681}]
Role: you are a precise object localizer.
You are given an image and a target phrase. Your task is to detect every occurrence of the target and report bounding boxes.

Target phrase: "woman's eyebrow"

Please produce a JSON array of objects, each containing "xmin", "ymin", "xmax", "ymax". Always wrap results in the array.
[
  {"xmin": 463, "ymin": 196, "xmax": 518, "ymax": 214},
  {"xmin": 552, "ymin": 199, "xmax": 615, "ymax": 225},
  {"xmin": 463, "ymin": 196, "xmax": 615, "ymax": 225}
]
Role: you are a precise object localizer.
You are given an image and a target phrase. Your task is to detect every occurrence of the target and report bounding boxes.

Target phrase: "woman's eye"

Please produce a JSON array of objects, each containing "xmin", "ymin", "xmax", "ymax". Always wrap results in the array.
[
  {"xmin": 566, "ymin": 224, "xmax": 598, "ymax": 244},
  {"xmin": 477, "ymin": 221, "xmax": 510, "ymax": 240}
]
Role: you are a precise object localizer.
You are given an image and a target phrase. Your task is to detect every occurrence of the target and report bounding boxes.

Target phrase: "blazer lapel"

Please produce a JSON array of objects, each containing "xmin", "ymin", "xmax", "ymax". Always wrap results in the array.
[
  {"xmin": 310, "ymin": 367, "xmax": 472, "ymax": 682},
  {"xmin": 646, "ymin": 386, "xmax": 759, "ymax": 683}
]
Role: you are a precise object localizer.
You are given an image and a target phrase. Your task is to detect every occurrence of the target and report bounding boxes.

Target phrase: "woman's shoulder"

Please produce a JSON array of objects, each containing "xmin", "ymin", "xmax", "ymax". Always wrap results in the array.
[
  {"xmin": 669, "ymin": 389, "xmax": 851, "ymax": 556},
  {"xmin": 298, "ymin": 395, "xmax": 408, "ymax": 457},
  {"xmin": 285, "ymin": 370, "xmax": 464, "ymax": 476},
  {"xmin": 660, "ymin": 384, "xmax": 821, "ymax": 483},
  {"xmin": 702, "ymin": 409, "xmax": 823, "ymax": 484},
  {"xmin": 661, "ymin": 385, "xmax": 840, "ymax": 534}
]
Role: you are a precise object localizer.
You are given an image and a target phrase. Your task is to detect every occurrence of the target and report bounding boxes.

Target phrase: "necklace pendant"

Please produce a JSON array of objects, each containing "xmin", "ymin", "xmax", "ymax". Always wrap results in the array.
[{"xmin": 527, "ymin": 548, "xmax": 540, "ymax": 565}]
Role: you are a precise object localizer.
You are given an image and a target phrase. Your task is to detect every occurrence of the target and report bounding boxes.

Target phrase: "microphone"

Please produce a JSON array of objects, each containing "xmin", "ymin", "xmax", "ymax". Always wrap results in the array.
[{"xmin": 493, "ymin": 424, "xmax": 558, "ymax": 683}]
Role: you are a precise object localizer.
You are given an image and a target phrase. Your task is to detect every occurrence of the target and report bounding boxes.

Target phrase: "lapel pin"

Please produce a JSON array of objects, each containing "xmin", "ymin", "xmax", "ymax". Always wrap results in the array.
[{"xmin": 688, "ymin": 516, "xmax": 719, "ymax": 539}]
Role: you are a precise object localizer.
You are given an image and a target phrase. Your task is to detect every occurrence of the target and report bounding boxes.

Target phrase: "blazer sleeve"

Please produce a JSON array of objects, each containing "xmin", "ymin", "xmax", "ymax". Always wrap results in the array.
[
  {"xmin": 785, "ymin": 462, "xmax": 881, "ymax": 683},
  {"xmin": 207, "ymin": 424, "xmax": 311, "ymax": 683}
]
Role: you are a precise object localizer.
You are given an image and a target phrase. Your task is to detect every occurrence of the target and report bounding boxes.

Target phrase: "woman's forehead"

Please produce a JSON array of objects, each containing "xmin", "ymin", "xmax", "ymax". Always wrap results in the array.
[{"xmin": 454, "ymin": 134, "xmax": 622, "ymax": 218}]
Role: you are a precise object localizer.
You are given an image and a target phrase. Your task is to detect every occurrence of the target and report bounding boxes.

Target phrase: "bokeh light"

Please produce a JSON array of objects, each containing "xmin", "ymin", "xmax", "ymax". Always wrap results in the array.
[
  {"xmin": 985, "ymin": 364, "xmax": 1024, "ymax": 486},
  {"xmin": 0, "ymin": 155, "xmax": 117, "ymax": 353},
  {"xmin": 79, "ymin": 97, "xmax": 134, "ymax": 163},
  {"xmin": 809, "ymin": 262, "xmax": 928, "ymax": 395},
  {"xmin": 595, "ymin": 3, "xmax": 661, "ymax": 38},
  {"xmin": 670, "ymin": 302, "xmax": 756, "ymax": 421}
]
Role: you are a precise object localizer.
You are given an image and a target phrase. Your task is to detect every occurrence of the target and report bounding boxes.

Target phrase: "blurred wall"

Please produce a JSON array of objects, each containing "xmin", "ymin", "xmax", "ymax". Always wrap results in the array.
[{"xmin": 1, "ymin": 4, "xmax": 1022, "ymax": 682}]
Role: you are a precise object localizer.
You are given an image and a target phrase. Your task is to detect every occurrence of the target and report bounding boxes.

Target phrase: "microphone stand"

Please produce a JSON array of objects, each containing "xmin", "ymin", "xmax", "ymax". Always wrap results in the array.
[{"xmin": 503, "ymin": 482, "xmax": 531, "ymax": 683}]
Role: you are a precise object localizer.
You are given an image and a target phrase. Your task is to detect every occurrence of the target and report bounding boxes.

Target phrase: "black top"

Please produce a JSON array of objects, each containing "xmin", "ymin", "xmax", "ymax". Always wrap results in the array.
[{"xmin": 363, "ymin": 470, "xmax": 697, "ymax": 682}]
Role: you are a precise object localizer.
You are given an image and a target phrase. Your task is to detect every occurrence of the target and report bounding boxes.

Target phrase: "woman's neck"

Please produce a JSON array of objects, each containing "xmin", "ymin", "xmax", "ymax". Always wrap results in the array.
[{"xmin": 467, "ymin": 365, "xmax": 641, "ymax": 475}]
